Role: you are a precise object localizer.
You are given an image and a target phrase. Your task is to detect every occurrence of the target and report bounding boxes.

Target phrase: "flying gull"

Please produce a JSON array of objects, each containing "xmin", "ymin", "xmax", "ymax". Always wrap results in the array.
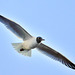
[{"xmin": 0, "ymin": 15, "xmax": 75, "ymax": 70}]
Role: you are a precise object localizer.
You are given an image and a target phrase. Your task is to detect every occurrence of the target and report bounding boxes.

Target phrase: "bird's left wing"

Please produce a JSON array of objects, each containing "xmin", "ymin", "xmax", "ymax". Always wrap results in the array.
[
  {"xmin": 37, "ymin": 43, "xmax": 75, "ymax": 70},
  {"xmin": 0, "ymin": 15, "xmax": 32, "ymax": 40}
]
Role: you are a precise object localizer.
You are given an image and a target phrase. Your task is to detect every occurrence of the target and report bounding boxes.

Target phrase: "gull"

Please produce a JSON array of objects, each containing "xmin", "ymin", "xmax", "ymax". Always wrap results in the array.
[{"xmin": 0, "ymin": 15, "xmax": 75, "ymax": 70}]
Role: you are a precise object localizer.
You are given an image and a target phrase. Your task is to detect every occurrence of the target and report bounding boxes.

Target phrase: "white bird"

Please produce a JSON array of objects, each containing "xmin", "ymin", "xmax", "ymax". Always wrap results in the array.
[{"xmin": 0, "ymin": 15, "xmax": 75, "ymax": 70}]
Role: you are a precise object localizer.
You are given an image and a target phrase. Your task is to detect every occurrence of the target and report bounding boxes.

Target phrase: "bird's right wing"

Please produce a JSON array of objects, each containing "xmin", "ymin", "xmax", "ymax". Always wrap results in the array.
[
  {"xmin": 0, "ymin": 15, "xmax": 32, "ymax": 40},
  {"xmin": 37, "ymin": 43, "xmax": 75, "ymax": 70}
]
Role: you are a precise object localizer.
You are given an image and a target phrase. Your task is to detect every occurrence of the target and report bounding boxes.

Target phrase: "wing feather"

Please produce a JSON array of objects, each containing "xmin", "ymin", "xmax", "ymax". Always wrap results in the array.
[
  {"xmin": 0, "ymin": 15, "xmax": 32, "ymax": 40},
  {"xmin": 37, "ymin": 43, "xmax": 75, "ymax": 69}
]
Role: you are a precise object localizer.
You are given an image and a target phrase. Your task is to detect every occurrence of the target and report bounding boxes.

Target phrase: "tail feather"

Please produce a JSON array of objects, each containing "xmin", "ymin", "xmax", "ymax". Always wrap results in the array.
[{"xmin": 12, "ymin": 43, "xmax": 31, "ymax": 57}]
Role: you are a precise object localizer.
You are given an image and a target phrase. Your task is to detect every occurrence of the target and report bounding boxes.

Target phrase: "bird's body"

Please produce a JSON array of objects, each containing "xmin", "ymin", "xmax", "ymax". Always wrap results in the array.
[
  {"xmin": 22, "ymin": 37, "xmax": 38, "ymax": 50},
  {"xmin": 0, "ymin": 15, "xmax": 75, "ymax": 70},
  {"xmin": 12, "ymin": 37, "xmax": 39, "ymax": 56}
]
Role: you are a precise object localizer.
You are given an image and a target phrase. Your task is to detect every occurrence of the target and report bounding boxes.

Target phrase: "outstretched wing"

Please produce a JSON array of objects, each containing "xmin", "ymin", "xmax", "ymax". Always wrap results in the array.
[
  {"xmin": 37, "ymin": 43, "xmax": 75, "ymax": 69},
  {"xmin": 0, "ymin": 15, "xmax": 32, "ymax": 40}
]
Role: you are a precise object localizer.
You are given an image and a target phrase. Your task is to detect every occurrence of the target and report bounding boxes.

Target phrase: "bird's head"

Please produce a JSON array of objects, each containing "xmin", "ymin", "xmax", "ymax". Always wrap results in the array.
[{"xmin": 36, "ymin": 37, "xmax": 45, "ymax": 43}]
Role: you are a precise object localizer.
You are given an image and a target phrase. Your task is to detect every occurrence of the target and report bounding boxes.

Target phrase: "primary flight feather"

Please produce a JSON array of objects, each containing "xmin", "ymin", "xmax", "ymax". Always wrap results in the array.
[{"xmin": 0, "ymin": 15, "xmax": 75, "ymax": 70}]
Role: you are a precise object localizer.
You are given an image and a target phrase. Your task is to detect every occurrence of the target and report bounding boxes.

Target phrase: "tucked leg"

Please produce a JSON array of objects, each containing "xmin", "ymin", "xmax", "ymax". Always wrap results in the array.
[{"xmin": 20, "ymin": 48, "xmax": 24, "ymax": 51}]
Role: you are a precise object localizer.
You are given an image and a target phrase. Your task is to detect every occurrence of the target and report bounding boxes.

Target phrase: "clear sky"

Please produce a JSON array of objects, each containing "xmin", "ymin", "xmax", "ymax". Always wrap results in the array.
[{"xmin": 0, "ymin": 0, "xmax": 75, "ymax": 75}]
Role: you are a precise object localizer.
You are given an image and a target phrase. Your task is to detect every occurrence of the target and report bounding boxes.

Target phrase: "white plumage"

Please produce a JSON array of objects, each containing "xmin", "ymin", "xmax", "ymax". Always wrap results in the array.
[
  {"xmin": 12, "ymin": 37, "xmax": 38, "ymax": 56},
  {"xmin": 0, "ymin": 15, "xmax": 75, "ymax": 70}
]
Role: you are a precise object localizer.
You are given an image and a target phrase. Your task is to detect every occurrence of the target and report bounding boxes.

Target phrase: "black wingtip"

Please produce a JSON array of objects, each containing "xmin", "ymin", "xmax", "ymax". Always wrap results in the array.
[
  {"xmin": 0, "ymin": 15, "xmax": 4, "ymax": 19},
  {"xmin": 65, "ymin": 62, "xmax": 75, "ymax": 70},
  {"xmin": 0, "ymin": 15, "xmax": 4, "ymax": 18},
  {"xmin": 71, "ymin": 63, "xmax": 75, "ymax": 69},
  {"xmin": 0, "ymin": 15, "xmax": 7, "ymax": 20}
]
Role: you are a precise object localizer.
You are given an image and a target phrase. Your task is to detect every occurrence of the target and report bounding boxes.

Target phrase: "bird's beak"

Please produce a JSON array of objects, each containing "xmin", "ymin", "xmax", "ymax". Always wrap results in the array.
[{"xmin": 42, "ymin": 39, "xmax": 45, "ymax": 41}]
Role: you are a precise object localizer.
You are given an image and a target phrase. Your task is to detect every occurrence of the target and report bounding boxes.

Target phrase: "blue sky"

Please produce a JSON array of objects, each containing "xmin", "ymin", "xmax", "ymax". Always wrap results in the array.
[{"xmin": 0, "ymin": 0, "xmax": 75, "ymax": 75}]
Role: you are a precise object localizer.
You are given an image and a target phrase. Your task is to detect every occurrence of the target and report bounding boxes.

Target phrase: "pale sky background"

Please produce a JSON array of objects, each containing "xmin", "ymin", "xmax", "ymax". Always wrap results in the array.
[{"xmin": 0, "ymin": 0, "xmax": 75, "ymax": 75}]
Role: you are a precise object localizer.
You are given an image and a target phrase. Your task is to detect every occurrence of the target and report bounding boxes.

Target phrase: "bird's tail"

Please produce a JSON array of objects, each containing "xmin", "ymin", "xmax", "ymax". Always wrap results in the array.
[{"xmin": 12, "ymin": 43, "xmax": 31, "ymax": 57}]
